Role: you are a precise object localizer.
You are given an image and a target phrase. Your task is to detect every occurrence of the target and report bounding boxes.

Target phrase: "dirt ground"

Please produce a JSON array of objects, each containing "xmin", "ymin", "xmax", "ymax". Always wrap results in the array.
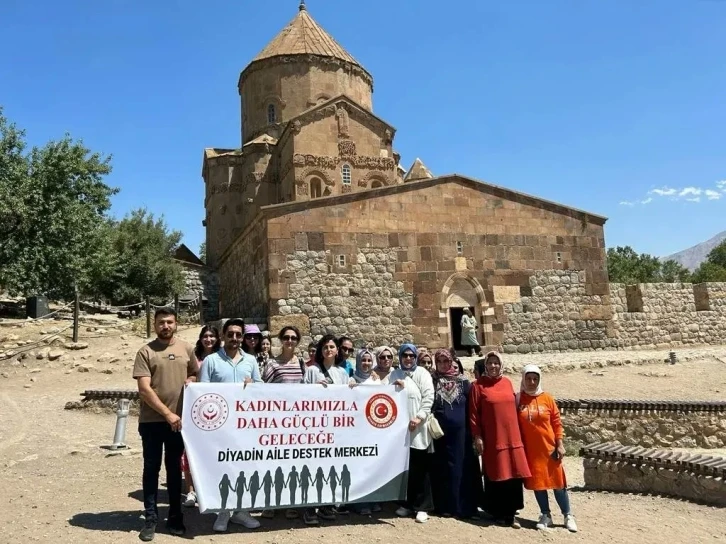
[{"xmin": 1, "ymin": 317, "xmax": 725, "ymax": 544}]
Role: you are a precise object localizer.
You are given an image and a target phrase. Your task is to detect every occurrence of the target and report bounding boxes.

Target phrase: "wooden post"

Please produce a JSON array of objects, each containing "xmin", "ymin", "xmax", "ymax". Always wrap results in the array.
[
  {"xmin": 145, "ymin": 296, "xmax": 151, "ymax": 339},
  {"xmin": 174, "ymin": 294, "xmax": 180, "ymax": 320},
  {"xmin": 72, "ymin": 288, "xmax": 80, "ymax": 343}
]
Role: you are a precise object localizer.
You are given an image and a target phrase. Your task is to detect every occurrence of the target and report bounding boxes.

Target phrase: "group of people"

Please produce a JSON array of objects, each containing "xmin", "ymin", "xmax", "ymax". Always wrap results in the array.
[{"xmin": 132, "ymin": 307, "xmax": 578, "ymax": 542}]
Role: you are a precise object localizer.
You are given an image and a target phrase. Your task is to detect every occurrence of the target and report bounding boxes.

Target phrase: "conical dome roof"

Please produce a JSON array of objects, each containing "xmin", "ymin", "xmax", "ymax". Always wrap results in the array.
[{"xmin": 250, "ymin": 2, "xmax": 369, "ymax": 77}]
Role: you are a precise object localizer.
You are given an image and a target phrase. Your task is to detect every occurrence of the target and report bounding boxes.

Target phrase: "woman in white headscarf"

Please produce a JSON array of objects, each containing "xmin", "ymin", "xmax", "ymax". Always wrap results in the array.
[{"xmin": 517, "ymin": 365, "xmax": 577, "ymax": 533}]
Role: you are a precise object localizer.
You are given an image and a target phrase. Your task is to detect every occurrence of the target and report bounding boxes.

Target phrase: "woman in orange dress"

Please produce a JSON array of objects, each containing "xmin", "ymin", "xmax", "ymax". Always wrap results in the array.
[
  {"xmin": 517, "ymin": 364, "xmax": 577, "ymax": 532},
  {"xmin": 469, "ymin": 352, "xmax": 531, "ymax": 528}
]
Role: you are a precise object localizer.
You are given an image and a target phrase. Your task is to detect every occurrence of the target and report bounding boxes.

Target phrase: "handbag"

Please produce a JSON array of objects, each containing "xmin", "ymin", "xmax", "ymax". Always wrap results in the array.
[{"xmin": 427, "ymin": 414, "xmax": 444, "ymax": 439}]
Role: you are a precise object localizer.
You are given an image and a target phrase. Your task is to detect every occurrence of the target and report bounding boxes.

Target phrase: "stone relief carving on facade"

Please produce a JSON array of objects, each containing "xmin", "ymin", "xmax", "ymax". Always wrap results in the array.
[
  {"xmin": 342, "ymin": 185, "xmax": 352, "ymax": 193},
  {"xmin": 291, "ymin": 153, "xmax": 394, "ymax": 171},
  {"xmin": 338, "ymin": 140, "xmax": 356, "ymax": 157},
  {"xmin": 335, "ymin": 106, "xmax": 350, "ymax": 138}
]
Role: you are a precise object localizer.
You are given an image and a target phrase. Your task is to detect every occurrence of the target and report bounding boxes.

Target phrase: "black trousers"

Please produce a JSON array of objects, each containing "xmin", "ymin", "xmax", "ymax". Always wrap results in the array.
[
  {"xmin": 139, "ymin": 422, "xmax": 185, "ymax": 522},
  {"xmin": 405, "ymin": 448, "xmax": 434, "ymax": 512}
]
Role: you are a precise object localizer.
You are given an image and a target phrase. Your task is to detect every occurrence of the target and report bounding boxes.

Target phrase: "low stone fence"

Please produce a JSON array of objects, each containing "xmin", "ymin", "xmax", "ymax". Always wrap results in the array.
[
  {"xmin": 561, "ymin": 400, "xmax": 726, "ymax": 449},
  {"xmin": 581, "ymin": 442, "xmax": 726, "ymax": 507}
]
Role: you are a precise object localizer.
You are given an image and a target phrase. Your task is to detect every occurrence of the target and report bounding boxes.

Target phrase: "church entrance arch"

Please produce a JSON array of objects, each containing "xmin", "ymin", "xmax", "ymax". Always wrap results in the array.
[{"xmin": 441, "ymin": 273, "xmax": 487, "ymax": 352}]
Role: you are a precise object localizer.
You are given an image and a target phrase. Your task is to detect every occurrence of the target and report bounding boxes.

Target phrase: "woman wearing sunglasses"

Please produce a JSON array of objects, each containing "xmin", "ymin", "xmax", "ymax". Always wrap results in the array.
[
  {"xmin": 373, "ymin": 346, "xmax": 396, "ymax": 384},
  {"xmin": 389, "ymin": 344, "xmax": 435, "ymax": 523}
]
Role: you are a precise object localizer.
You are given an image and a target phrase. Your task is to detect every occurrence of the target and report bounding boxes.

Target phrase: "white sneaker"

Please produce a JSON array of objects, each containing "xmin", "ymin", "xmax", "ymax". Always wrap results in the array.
[
  {"xmin": 395, "ymin": 506, "xmax": 413, "ymax": 517},
  {"xmin": 536, "ymin": 513, "xmax": 552, "ymax": 530},
  {"xmin": 565, "ymin": 514, "xmax": 578, "ymax": 532},
  {"xmin": 213, "ymin": 511, "xmax": 231, "ymax": 532},
  {"xmin": 230, "ymin": 510, "xmax": 261, "ymax": 529},
  {"xmin": 183, "ymin": 491, "xmax": 197, "ymax": 507},
  {"xmin": 415, "ymin": 511, "xmax": 429, "ymax": 523}
]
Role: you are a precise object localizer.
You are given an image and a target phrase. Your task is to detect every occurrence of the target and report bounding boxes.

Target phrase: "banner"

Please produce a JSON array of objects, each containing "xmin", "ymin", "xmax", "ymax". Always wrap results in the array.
[{"xmin": 182, "ymin": 383, "xmax": 410, "ymax": 513}]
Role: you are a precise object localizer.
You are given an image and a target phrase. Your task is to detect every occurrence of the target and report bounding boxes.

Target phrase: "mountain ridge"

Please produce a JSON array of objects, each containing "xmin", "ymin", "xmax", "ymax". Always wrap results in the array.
[{"xmin": 665, "ymin": 231, "xmax": 726, "ymax": 271}]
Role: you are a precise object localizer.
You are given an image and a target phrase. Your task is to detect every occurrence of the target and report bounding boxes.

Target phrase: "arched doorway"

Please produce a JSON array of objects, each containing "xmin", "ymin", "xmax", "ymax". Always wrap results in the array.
[{"xmin": 441, "ymin": 273, "xmax": 487, "ymax": 353}]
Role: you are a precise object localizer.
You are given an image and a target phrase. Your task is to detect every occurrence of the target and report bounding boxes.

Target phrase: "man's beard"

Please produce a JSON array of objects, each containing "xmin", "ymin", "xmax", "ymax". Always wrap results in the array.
[{"xmin": 158, "ymin": 329, "xmax": 174, "ymax": 338}]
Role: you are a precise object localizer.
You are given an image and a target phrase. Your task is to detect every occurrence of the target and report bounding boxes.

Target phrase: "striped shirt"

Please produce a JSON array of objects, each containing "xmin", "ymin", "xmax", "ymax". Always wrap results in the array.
[{"xmin": 262, "ymin": 356, "xmax": 305, "ymax": 384}]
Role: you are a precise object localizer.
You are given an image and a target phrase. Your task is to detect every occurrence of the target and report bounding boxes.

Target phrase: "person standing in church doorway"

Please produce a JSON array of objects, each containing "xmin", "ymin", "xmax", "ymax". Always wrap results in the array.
[{"xmin": 461, "ymin": 308, "xmax": 482, "ymax": 357}]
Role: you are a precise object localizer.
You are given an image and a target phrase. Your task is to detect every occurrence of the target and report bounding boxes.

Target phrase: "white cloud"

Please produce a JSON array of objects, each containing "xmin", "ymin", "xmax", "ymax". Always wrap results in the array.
[
  {"xmin": 705, "ymin": 190, "xmax": 721, "ymax": 200},
  {"xmin": 623, "ymin": 179, "xmax": 725, "ymax": 207},
  {"xmin": 679, "ymin": 187, "xmax": 702, "ymax": 197},
  {"xmin": 649, "ymin": 187, "xmax": 677, "ymax": 196}
]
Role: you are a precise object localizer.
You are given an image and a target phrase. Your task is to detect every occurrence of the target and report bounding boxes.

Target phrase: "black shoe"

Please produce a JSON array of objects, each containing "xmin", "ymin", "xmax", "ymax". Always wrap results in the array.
[
  {"xmin": 335, "ymin": 505, "xmax": 350, "ymax": 515},
  {"xmin": 166, "ymin": 515, "xmax": 186, "ymax": 537},
  {"xmin": 139, "ymin": 519, "xmax": 156, "ymax": 542}
]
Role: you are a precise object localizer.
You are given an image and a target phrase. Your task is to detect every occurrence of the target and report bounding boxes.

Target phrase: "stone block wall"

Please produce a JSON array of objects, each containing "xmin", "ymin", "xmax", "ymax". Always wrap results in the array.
[
  {"xmin": 610, "ymin": 282, "xmax": 726, "ymax": 348},
  {"xmin": 259, "ymin": 177, "xmax": 607, "ymax": 346},
  {"xmin": 180, "ymin": 264, "xmax": 220, "ymax": 322},
  {"xmin": 583, "ymin": 458, "xmax": 726, "ymax": 507},
  {"xmin": 562, "ymin": 408, "xmax": 726, "ymax": 449},
  {"xmin": 501, "ymin": 270, "xmax": 616, "ymax": 353},
  {"xmin": 217, "ymin": 218, "xmax": 269, "ymax": 319}
]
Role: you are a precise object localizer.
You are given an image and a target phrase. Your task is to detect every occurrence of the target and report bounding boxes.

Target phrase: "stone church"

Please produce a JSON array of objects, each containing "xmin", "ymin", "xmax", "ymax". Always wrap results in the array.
[{"xmin": 203, "ymin": 2, "xmax": 612, "ymax": 351}]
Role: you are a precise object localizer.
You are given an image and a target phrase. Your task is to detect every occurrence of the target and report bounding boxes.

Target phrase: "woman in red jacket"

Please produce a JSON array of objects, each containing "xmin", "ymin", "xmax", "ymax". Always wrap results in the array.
[{"xmin": 469, "ymin": 352, "xmax": 531, "ymax": 528}]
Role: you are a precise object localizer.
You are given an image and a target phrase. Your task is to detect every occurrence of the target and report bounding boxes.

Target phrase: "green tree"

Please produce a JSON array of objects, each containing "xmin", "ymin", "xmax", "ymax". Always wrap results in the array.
[
  {"xmin": 691, "ymin": 240, "xmax": 726, "ymax": 283},
  {"xmin": 0, "ymin": 108, "xmax": 117, "ymax": 299},
  {"xmin": 90, "ymin": 209, "xmax": 185, "ymax": 304},
  {"xmin": 658, "ymin": 259, "xmax": 692, "ymax": 282},
  {"xmin": 199, "ymin": 241, "xmax": 206, "ymax": 264},
  {"xmin": 606, "ymin": 246, "xmax": 691, "ymax": 284}
]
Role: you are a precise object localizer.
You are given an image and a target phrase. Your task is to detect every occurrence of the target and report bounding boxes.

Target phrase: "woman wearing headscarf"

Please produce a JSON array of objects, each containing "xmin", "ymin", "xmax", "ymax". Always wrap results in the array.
[
  {"xmin": 350, "ymin": 348, "xmax": 380, "ymax": 385},
  {"xmin": 469, "ymin": 351, "xmax": 531, "ymax": 528},
  {"xmin": 430, "ymin": 349, "xmax": 482, "ymax": 519},
  {"xmin": 372, "ymin": 346, "xmax": 395, "ymax": 384},
  {"xmin": 390, "ymin": 344, "xmax": 435, "ymax": 523},
  {"xmin": 417, "ymin": 350, "xmax": 434, "ymax": 373},
  {"xmin": 517, "ymin": 365, "xmax": 578, "ymax": 532}
]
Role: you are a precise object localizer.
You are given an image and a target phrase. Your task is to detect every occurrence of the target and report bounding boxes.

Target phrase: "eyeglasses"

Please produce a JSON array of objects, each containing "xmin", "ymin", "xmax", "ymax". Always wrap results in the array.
[
  {"xmin": 282, "ymin": 335, "xmax": 299, "ymax": 342},
  {"xmin": 244, "ymin": 335, "xmax": 258, "ymax": 341},
  {"xmin": 379, "ymin": 354, "xmax": 393, "ymax": 360},
  {"xmin": 341, "ymin": 347, "xmax": 354, "ymax": 354},
  {"xmin": 401, "ymin": 353, "xmax": 416, "ymax": 359}
]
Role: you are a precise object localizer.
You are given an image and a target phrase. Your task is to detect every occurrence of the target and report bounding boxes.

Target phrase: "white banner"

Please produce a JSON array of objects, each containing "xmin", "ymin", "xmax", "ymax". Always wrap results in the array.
[{"xmin": 182, "ymin": 383, "xmax": 410, "ymax": 513}]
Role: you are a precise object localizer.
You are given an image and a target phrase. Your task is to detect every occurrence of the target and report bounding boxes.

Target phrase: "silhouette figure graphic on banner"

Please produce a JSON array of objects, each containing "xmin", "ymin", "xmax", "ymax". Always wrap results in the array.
[
  {"xmin": 262, "ymin": 470, "xmax": 273, "ymax": 508},
  {"xmin": 249, "ymin": 471, "xmax": 260, "ymax": 509},
  {"xmin": 300, "ymin": 465, "xmax": 312, "ymax": 504},
  {"xmin": 328, "ymin": 466, "xmax": 340, "ymax": 503},
  {"xmin": 314, "ymin": 467, "xmax": 326, "ymax": 504},
  {"xmin": 234, "ymin": 471, "xmax": 247, "ymax": 510},
  {"xmin": 287, "ymin": 466, "xmax": 299, "ymax": 505},
  {"xmin": 341, "ymin": 464, "xmax": 351, "ymax": 503},
  {"xmin": 219, "ymin": 474, "xmax": 232, "ymax": 510},
  {"xmin": 274, "ymin": 466, "xmax": 286, "ymax": 507}
]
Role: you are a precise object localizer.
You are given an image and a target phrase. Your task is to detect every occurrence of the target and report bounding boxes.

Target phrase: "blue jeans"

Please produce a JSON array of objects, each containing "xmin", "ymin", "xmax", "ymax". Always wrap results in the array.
[{"xmin": 533, "ymin": 489, "xmax": 571, "ymax": 516}]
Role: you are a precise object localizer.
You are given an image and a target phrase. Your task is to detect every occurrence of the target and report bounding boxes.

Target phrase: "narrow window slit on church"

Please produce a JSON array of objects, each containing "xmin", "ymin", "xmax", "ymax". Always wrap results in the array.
[
  {"xmin": 267, "ymin": 104, "xmax": 276, "ymax": 124},
  {"xmin": 337, "ymin": 255, "xmax": 346, "ymax": 267},
  {"xmin": 556, "ymin": 252, "xmax": 562, "ymax": 263},
  {"xmin": 456, "ymin": 241, "xmax": 464, "ymax": 256}
]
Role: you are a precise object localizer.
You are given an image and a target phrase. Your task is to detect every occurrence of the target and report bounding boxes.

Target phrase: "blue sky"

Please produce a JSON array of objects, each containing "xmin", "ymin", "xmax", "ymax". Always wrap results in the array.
[{"xmin": 1, "ymin": 0, "xmax": 724, "ymax": 258}]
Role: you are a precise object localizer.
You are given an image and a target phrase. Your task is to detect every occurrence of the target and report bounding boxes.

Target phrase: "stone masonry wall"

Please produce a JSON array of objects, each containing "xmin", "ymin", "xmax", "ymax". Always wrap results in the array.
[
  {"xmin": 261, "ymin": 177, "xmax": 608, "ymax": 347},
  {"xmin": 583, "ymin": 457, "xmax": 726, "ymax": 507},
  {"xmin": 277, "ymin": 248, "xmax": 414, "ymax": 347},
  {"xmin": 180, "ymin": 264, "xmax": 220, "ymax": 322},
  {"xmin": 502, "ymin": 270, "xmax": 616, "ymax": 353},
  {"xmin": 217, "ymin": 218, "xmax": 269, "ymax": 319},
  {"xmin": 562, "ymin": 408, "xmax": 726, "ymax": 449},
  {"xmin": 610, "ymin": 282, "xmax": 726, "ymax": 349}
]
